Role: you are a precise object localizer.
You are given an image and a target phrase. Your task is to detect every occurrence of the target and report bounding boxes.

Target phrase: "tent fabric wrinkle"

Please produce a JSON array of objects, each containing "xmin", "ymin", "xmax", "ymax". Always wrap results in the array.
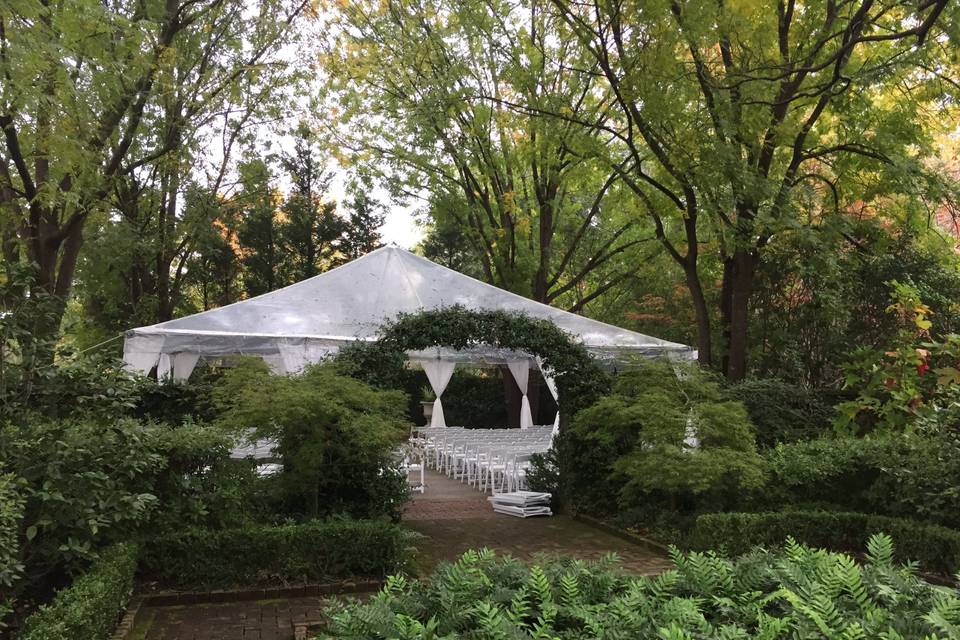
[
  {"xmin": 422, "ymin": 360, "xmax": 456, "ymax": 427},
  {"xmin": 507, "ymin": 360, "xmax": 534, "ymax": 429}
]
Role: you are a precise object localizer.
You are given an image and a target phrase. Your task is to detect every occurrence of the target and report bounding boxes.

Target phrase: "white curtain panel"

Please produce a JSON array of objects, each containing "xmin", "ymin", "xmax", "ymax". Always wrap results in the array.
[
  {"xmin": 422, "ymin": 360, "xmax": 456, "ymax": 427},
  {"xmin": 277, "ymin": 341, "xmax": 335, "ymax": 375},
  {"xmin": 277, "ymin": 342, "xmax": 308, "ymax": 374},
  {"xmin": 536, "ymin": 357, "xmax": 560, "ymax": 434},
  {"xmin": 172, "ymin": 353, "xmax": 201, "ymax": 382},
  {"xmin": 123, "ymin": 350, "xmax": 160, "ymax": 375},
  {"xmin": 262, "ymin": 354, "xmax": 285, "ymax": 374},
  {"xmin": 507, "ymin": 360, "xmax": 534, "ymax": 430},
  {"xmin": 156, "ymin": 353, "xmax": 173, "ymax": 381}
]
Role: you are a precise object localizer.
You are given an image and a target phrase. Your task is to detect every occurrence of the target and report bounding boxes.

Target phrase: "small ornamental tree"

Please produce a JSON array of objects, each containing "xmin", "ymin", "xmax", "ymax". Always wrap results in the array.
[
  {"xmin": 566, "ymin": 360, "xmax": 766, "ymax": 514},
  {"xmin": 213, "ymin": 359, "xmax": 412, "ymax": 520}
]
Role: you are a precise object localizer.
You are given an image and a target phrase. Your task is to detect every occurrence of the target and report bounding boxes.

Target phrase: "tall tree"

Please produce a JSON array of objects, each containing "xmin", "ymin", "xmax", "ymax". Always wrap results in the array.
[
  {"xmin": 279, "ymin": 126, "xmax": 348, "ymax": 279},
  {"xmin": 341, "ymin": 175, "xmax": 385, "ymax": 260},
  {"xmin": 237, "ymin": 160, "xmax": 287, "ymax": 298},
  {"xmin": 550, "ymin": 0, "xmax": 958, "ymax": 377},
  {"xmin": 0, "ymin": 0, "xmax": 311, "ymax": 342},
  {"xmin": 326, "ymin": 0, "xmax": 654, "ymax": 306}
]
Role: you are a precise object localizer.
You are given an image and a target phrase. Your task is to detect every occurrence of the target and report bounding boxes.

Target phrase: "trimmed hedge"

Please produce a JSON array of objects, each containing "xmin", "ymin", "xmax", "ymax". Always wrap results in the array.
[
  {"xmin": 688, "ymin": 510, "xmax": 960, "ymax": 575},
  {"xmin": 19, "ymin": 542, "xmax": 138, "ymax": 640},
  {"xmin": 140, "ymin": 519, "xmax": 413, "ymax": 589}
]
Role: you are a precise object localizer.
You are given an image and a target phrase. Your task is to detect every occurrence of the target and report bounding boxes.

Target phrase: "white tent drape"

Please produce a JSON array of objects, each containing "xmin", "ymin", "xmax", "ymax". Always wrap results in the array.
[
  {"xmin": 507, "ymin": 360, "xmax": 534, "ymax": 429},
  {"xmin": 422, "ymin": 360, "xmax": 456, "ymax": 427},
  {"xmin": 156, "ymin": 353, "xmax": 172, "ymax": 381},
  {"xmin": 123, "ymin": 350, "xmax": 160, "ymax": 375},
  {"xmin": 172, "ymin": 353, "xmax": 201, "ymax": 382},
  {"xmin": 536, "ymin": 357, "xmax": 560, "ymax": 434},
  {"xmin": 276, "ymin": 342, "xmax": 335, "ymax": 374}
]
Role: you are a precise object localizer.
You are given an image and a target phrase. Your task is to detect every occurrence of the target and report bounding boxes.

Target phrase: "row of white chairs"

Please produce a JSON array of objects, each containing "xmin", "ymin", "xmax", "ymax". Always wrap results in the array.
[{"xmin": 413, "ymin": 427, "xmax": 553, "ymax": 494}]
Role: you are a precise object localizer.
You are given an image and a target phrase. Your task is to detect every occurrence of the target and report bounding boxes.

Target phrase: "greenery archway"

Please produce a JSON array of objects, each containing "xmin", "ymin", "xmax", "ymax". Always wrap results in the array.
[{"xmin": 333, "ymin": 306, "xmax": 610, "ymax": 423}]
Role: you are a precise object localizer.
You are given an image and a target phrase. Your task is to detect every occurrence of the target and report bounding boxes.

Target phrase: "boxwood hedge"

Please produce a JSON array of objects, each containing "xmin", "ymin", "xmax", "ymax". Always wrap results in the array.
[
  {"xmin": 688, "ymin": 510, "xmax": 960, "ymax": 575},
  {"xmin": 140, "ymin": 519, "xmax": 414, "ymax": 589},
  {"xmin": 19, "ymin": 542, "xmax": 138, "ymax": 640}
]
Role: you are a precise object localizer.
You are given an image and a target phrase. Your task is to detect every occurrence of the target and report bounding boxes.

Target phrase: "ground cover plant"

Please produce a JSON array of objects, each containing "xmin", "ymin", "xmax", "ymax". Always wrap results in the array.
[{"xmin": 317, "ymin": 535, "xmax": 960, "ymax": 639}]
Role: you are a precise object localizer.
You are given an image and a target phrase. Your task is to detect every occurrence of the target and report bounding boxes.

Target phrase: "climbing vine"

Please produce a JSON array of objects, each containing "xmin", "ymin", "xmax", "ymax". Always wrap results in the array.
[{"xmin": 333, "ymin": 306, "xmax": 611, "ymax": 423}]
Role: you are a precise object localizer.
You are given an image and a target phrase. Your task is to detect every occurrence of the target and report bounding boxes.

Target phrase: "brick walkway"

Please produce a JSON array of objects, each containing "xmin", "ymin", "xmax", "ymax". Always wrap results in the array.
[
  {"xmin": 134, "ymin": 470, "xmax": 670, "ymax": 639},
  {"xmin": 132, "ymin": 597, "xmax": 331, "ymax": 640},
  {"xmin": 405, "ymin": 470, "xmax": 671, "ymax": 575}
]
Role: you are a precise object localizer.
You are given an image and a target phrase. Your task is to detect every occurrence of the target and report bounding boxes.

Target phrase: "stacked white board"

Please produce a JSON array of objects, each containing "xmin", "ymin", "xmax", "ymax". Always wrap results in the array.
[{"xmin": 488, "ymin": 491, "xmax": 553, "ymax": 517}]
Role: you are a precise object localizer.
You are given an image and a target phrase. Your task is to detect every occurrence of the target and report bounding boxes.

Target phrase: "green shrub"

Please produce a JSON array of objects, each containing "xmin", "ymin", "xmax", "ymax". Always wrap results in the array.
[
  {"xmin": 727, "ymin": 377, "xmax": 835, "ymax": 447},
  {"xmin": 525, "ymin": 448, "xmax": 559, "ymax": 497},
  {"xmin": 317, "ymin": 537, "xmax": 960, "ymax": 639},
  {"xmin": 0, "ymin": 417, "xmax": 162, "ymax": 599},
  {"xmin": 0, "ymin": 473, "xmax": 25, "ymax": 624},
  {"xmin": 0, "ymin": 415, "xmax": 259, "ymax": 605},
  {"xmin": 764, "ymin": 433, "xmax": 960, "ymax": 528},
  {"xmin": 688, "ymin": 510, "xmax": 960, "ymax": 575},
  {"xmin": 140, "ymin": 519, "xmax": 413, "ymax": 589},
  {"xmin": 18, "ymin": 542, "xmax": 138, "ymax": 640},
  {"xmin": 564, "ymin": 361, "xmax": 766, "ymax": 514},
  {"xmin": 213, "ymin": 360, "xmax": 411, "ymax": 520}
]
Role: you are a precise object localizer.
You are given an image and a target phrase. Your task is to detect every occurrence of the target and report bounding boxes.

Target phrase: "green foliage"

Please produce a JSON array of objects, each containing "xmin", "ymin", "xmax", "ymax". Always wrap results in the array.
[
  {"xmin": 326, "ymin": 0, "xmax": 650, "ymax": 309},
  {"xmin": 372, "ymin": 306, "xmax": 610, "ymax": 421},
  {"xmin": 837, "ymin": 281, "xmax": 960, "ymax": 433},
  {"xmin": 214, "ymin": 361, "xmax": 411, "ymax": 520},
  {"xmin": 140, "ymin": 520, "xmax": 413, "ymax": 589},
  {"xmin": 0, "ymin": 417, "xmax": 161, "ymax": 598},
  {"xmin": 0, "ymin": 474, "xmax": 25, "ymax": 624},
  {"xmin": 0, "ymin": 264, "xmax": 62, "ymax": 412},
  {"xmin": 317, "ymin": 539, "xmax": 960, "ymax": 639},
  {"xmin": 438, "ymin": 371, "xmax": 510, "ymax": 428},
  {"xmin": 688, "ymin": 511, "xmax": 960, "ymax": 576},
  {"xmin": 0, "ymin": 414, "xmax": 252, "ymax": 605},
  {"xmin": 751, "ymin": 228, "xmax": 960, "ymax": 388},
  {"xmin": 525, "ymin": 449, "xmax": 560, "ymax": 499},
  {"xmin": 765, "ymin": 433, "xmax": 960, "ymax": 529},
  {"xmin": 17, "ymin": 543, "xmax": 138, "ymax": 640},
  {"xmin": 565, "ymin": 360, "xmax": 765, "ymax": 513},
  {"xmin": 727, "ymin": 378, "xmax": 835, "ymax": 447}
]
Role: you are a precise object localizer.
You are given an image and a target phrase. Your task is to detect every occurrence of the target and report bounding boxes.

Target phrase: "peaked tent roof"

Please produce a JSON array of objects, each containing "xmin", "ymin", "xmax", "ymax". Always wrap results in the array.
[{"xmin": 123, "ymin": 246, "xmax": 694, "ymax": 370}]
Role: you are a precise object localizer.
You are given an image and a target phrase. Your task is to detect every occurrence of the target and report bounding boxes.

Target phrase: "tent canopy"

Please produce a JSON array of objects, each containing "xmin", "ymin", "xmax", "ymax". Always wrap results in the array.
[{"xmin": 123, "ymin": 246, "xmax": 694, "ymax": 379}]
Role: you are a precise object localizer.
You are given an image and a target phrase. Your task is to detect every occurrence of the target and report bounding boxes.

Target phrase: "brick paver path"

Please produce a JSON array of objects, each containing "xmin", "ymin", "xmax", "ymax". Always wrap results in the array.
[
  {"xmin": 405, "ymin": 470, "xmax": 671, "ymax": 575},
  {"xmin": 134, "ymin": 596, "xmax": 330, "ymax": 640},
  {"xmin": 136, "ymin": 469, "xmax": 670, "ymax": 639}
]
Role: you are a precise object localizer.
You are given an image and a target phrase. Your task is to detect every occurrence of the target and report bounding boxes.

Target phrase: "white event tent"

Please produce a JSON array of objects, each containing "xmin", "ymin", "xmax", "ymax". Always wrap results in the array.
[{"xmin": 123, "ymin": 246, "xmax": 694, "ymax": 428}]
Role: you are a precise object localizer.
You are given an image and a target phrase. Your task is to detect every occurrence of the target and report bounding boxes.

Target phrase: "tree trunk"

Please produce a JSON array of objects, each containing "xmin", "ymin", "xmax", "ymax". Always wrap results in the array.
[
  {"xmin": 720, "ymin": 250, "xmax": 756, "ymax": 381},
  {"xmin": 683, "ymin": 262, "xmax": 712, "ymax": 368}
]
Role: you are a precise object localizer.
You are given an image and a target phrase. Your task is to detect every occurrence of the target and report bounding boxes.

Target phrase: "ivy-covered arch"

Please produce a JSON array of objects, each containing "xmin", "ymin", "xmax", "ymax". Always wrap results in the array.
[{"xmin": 334, "ymin": 306, "xmax": 611, "ymax": 423}]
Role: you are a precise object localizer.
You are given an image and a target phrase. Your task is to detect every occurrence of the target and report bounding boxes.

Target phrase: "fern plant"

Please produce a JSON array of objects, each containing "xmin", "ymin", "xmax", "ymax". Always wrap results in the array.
[{"xmin": 316, "ymin": 535, "xmax": 960, "ymax": 639}]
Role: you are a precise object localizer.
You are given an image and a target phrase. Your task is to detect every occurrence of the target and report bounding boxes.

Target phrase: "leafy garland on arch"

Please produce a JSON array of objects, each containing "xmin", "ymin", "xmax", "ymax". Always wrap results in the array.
[{"xmin": 333, "ymin": 305, "xmax": 611, "ymax": 422}]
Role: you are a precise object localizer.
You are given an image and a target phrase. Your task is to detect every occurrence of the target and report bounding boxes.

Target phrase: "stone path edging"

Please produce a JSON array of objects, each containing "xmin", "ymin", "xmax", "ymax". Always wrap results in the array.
[
  {"xmin": 572, "ymin": 513, "xmax": 672, "ymax": 555},
  {"xmin": 111, "ymin": 596, "xmax": 143, "ymax": 640},
  {"xmin": 140, "ymin": 579, "xmax": 385, "ymax": 607}
]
